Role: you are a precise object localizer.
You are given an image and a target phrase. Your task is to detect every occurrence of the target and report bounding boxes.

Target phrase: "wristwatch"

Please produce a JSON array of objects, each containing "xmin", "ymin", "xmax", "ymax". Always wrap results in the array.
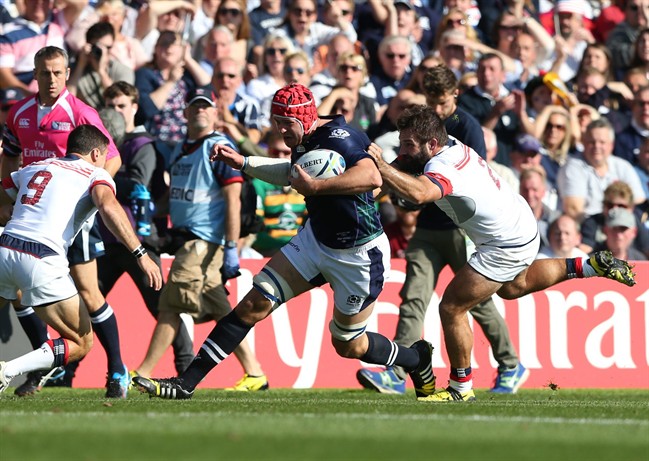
[{"xmin": 224, "ymin": 240, "xmax": 238, "ymax": 249}]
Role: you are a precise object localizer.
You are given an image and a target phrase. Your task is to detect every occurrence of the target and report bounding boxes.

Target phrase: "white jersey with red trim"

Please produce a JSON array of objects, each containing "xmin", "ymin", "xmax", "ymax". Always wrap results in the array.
[
  {"xmin": 1, "ymin": 157, "xmax": 116, "ymax": 257},
  {"xmin": 423, "ymin": 138, "xmax": 538, "ymax": 248}
]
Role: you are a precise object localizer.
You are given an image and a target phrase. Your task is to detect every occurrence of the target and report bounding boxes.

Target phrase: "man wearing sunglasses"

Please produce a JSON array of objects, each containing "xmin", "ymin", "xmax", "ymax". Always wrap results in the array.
[{"xmin": 370, "ymin": 35, "xmax": 413, "ymax": 115}]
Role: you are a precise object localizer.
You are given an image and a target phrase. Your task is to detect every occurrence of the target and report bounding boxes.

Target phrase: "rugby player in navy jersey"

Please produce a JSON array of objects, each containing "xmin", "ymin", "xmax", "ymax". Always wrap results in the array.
[{"xmin": 133, "ymin": 83, "xmax": 437, "ymax": 399}]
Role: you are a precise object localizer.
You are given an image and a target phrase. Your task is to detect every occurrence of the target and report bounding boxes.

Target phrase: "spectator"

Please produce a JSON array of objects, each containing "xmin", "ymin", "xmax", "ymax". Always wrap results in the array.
[
  {"xmin": 188, "ymin": 0, "xmax": 219, "ymax": 46},
  {"xmin": 519, "ymin": 166, "xmax": 561, "ymax": 250},
  {"xmin": 318, "ymin": 52, "xmax": 377, "ymax": 132},
  {"xmin": 135, "ymin": 31, "xmax": 210, "ymax": 156},
  {"xmin": 593, "ymin": 207, "xmax": 648, "ymax": 261},
  {"xmin": 557, "ymin": 118, "xmax": 647, "ymax": 221},
  {"xmin": 369, "ymin": 35, "xmax": 412, "ymax": 115},
  {"xmin": 212, "ymin": 57, "xmax": 263, "ymax": 144},
  {"xmin": 310, "ymin": 34, "xmax": 369, "ymax": 102},
  {"xmin": 249, "ymin": 0, "xmax": 286, "ymax": 49},
  {"xmin": 607, "ymin": 0, "xmax": 649, "ymax": 78},
  {"xmin": 136, "ymin": 0, "xmax": 195, "ymax": 61},
  {"xmin": 0, "ymin": 0, "xmax": 86, "ymax": 92},
  {"xmin": 635, "ymin": 137, "xmax": 649, "ymax": 199},
  {"xmin": 483, "ymin": 126, "xmax": 519, "ymax": 192},
  {"xmin": 68, "ymin": 22, "xmax": 135, "ymax": 109},
  {"xmin": 274, "ymin": 0, "xmax": 357, "ymax": 66},
  {"xmin": 547, "ymin": 0, "xmax": 595, "ymax": 82},
  {"xmin": 196, "ymin": 26, "xmax": 234, "ymax": 76},
  {"xmin": 575, "ymin": 66, "xmax": 630, "ymax": 133},
  {"xmin": 457, "ymin": 53, "xmax": 521, "ymax": 165},
  {"xmin": 579, "ymin": 181, "xmax": 649, "ymax": 257},
  {"xmin": 629, "ymin": 28, "xmax": 649, "ymax": 78},
  {"xmin": 537, "ymin": 214, "xmax": 590, "ymax": 259},
  {"xmin": 96, "ymin": 0, "xmax": 148, "ymax": 70},
  {"xmin": 614, "ymin": 85, "xmax": 649, "ymax": 165},
  {"xmin": 246, "ymin": 32, "xmax": 294, "ymax": 118},
  {"xmin": 534, "ymin": 105, "xmax": 576, "ymax": 189},
  {"xmin": 282, "ymin": 51, "xmax": 313, "ymax": 89},
  {"xmin": 214, "ymin": 0, "xmax": 252, "ymax": 67}
]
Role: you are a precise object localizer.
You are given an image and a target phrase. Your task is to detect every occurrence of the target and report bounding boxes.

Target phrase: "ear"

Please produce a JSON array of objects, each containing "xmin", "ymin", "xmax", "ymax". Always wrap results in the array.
[{"xmin": 66, "ymin": 68, "xmax": 70, "ymax": 80}]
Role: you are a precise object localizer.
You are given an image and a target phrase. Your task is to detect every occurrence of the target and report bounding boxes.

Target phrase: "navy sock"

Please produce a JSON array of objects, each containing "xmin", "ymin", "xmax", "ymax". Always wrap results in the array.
[
  {"xmin": 16, "ymin": 307, "xmax": 49, "ymax": 349},
  {"xmin": 360, "ymin": 332, "xmax": 419, "ymax": 371},
  {"xmin": 181, "ymin": 311, "xmax": 253, "ymax": 390},
  {"xmin": 90, "ymin": 302, "xmax": 124, "ymax": 376}
]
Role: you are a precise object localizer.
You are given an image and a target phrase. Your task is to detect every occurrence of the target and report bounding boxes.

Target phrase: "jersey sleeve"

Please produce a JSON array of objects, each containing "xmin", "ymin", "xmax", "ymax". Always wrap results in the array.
[
  {"xmin": 1, "ymin": 173, "xmax": 19, "ymax": 201},
  {"xmin": 89, "ymin": 169, "xmax": 117, "ymax": 196}
]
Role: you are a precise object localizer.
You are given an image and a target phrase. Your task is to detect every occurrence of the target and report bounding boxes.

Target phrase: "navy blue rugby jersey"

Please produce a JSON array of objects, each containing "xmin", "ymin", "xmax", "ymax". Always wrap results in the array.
[{"xmin": 293, "ymin": 115, "xmax": 383, "ymax": 249}]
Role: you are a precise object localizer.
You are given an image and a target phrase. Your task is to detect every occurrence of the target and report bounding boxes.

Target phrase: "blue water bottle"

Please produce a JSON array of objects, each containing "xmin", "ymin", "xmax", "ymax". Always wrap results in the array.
[{"xmin": 130, "ymin": 184, "xmax": 152, "ymax": 237}]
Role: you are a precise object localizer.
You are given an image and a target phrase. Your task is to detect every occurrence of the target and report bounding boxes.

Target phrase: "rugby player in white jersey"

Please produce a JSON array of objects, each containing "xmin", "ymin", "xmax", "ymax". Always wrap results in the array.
[
  {"xmin": 367, "ymin": 105, "xmax": 636, "ymax": 402},
  {"xmin": 0, "ymin": 125, "xmax": 162, "ymax": 393}
]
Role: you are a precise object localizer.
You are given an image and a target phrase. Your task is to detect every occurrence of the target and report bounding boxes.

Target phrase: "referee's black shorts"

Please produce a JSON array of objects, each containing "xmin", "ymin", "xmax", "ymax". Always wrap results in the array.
[{"xmin": 68, "ymin": 217, "xmax": 105, "ymax": 266}]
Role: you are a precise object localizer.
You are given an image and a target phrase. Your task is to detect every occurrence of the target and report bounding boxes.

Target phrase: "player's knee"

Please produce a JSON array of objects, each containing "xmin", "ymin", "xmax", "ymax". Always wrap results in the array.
[
  {"xmin": 328, "ymin": 318, "xmax": 368, "ymax": 358},
  {"xmin": 252, "ymin": 267, "xmax": 294, "ymax": 311}
]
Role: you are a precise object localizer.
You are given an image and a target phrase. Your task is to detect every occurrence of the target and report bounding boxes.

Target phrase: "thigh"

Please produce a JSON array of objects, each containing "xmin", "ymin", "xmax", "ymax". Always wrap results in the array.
[
  {"xmin": 322, "ymin": 233, "xmax": 391, "ymax": 316},
  {"xmin": 441, "ymin": 264, "xmax": 502, "ymax": 312},
  {"xmin": 34, "ymin": 294, "xmax": 92, "ymax": 341}
]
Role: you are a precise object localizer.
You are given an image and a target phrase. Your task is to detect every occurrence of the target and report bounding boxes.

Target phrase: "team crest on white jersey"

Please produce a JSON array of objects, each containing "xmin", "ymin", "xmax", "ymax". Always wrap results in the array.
[
  {"xmin": 18, "ymin": 118, "xmax": 30, "ymax": 128},
  {"xmin": 329, "ymin": 129, "xmax": 350, "ymax": 140},
  {"xmin": 52, "ymin": 121, "xmax": 72, "ymax": 131}
]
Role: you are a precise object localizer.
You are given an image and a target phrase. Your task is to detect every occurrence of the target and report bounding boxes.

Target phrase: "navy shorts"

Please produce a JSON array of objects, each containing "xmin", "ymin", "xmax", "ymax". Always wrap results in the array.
[{"xmin": 67, "ymin": 217, "xmax": 105, "ymax": 265}]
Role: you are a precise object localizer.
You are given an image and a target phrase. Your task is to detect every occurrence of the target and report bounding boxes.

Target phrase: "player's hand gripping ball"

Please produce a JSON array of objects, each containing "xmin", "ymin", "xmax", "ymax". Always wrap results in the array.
[{"xmin": 292, "ymin": 149, "xmax": 346, "ymax": 179}]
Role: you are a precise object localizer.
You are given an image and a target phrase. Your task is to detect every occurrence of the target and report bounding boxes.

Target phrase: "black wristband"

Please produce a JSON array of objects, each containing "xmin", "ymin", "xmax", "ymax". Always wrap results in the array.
[{"xmin": 132, "ymin": 245, "xmax": 147, "ymax": 259}]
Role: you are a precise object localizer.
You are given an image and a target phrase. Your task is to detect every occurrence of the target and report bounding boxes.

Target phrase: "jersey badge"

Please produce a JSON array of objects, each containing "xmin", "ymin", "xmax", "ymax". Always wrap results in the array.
[
  {"xmin": 329, "ymin": 129, "xmax": 350, "ymax": 140},
  {"xmin": 52, "ymin": 121, "xmax": 72, "ymax": 131},
  {"xmin": 18, "ymin": 118, "xmax": 30, "ymax": 128}
]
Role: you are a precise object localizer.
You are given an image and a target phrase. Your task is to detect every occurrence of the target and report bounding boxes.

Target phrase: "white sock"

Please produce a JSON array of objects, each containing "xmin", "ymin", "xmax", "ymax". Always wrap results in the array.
[
  {"xmin": 450, "ymin": 378, "xmax": 473, "ymax": 393},
  {"xmin": 4, "ymin": 343, "xmax": 55, "ymax": 380}
]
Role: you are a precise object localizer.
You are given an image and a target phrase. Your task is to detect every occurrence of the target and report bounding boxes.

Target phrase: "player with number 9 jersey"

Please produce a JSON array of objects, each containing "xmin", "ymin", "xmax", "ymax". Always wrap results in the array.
[{"xmin": 2, "ymin": 157, "xmax": 115, "ymax": 258}]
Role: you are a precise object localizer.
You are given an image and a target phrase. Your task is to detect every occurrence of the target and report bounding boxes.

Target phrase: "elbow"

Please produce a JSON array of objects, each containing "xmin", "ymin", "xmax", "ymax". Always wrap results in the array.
[{"xmin": 368, "ymin": 170, "xmax": 382, "ymax": 189}]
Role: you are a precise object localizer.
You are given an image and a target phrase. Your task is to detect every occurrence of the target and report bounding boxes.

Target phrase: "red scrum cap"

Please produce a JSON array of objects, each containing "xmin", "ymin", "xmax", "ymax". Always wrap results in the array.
[{"xmin": 271, "ymin": 83, "xmax": 318, "ymax": 135}]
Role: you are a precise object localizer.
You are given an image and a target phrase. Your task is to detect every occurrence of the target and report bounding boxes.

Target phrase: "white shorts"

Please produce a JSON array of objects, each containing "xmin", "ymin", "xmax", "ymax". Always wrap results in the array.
[
  {"xmin": 468, "ymin": 232, "xmax": 541, "ymax": 283},
  {"xmin": 0, "ymin": 246, "xmax": 77, "ymax": 307},
  {"xmin": 281, "ymin": 221, "xmax": 391, "ymax": 316}
]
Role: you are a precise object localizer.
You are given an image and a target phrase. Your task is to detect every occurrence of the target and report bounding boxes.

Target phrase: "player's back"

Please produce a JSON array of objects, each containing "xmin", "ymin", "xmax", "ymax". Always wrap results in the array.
[
  {"xmin": 426, "ymin": 139, "xmax": 537, "ymax": 247},
  {"xmin": 4, "ymin": 157, "xmax": 115, "ymax": 256}
]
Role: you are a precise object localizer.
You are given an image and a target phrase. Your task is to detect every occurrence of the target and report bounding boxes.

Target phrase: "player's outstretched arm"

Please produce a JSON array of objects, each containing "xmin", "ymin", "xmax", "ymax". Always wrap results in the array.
[
  {"xmin": 92, "ymin": 184, "xmax": 163, "ymax": 290},
  {"xmin": 291, "ymin": 157, "xmax": 382, "ymax": 196},
  {"xmin": 210, "ymin": 144, "xmax": 245, "ymax": 169}
]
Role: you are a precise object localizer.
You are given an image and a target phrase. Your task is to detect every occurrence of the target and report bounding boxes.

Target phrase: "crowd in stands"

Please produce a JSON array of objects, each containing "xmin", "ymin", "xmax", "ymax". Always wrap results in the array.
[{"xmin": 1, "ymin": 0, "xmax": 648, "ymax": 261}]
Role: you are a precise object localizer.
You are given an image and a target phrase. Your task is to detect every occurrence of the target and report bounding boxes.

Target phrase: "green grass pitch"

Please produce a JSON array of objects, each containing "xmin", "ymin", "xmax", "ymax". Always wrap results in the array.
[{"xmin": 1, "ymin": 388, "xmax": 648, "ymax": 461}]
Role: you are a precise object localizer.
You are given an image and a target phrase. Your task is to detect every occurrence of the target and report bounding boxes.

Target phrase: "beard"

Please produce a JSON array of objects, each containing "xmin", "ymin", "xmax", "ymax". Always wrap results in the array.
[{"xmin": 396, "ymin": 148, "xmax": 431, "ymax": 175}]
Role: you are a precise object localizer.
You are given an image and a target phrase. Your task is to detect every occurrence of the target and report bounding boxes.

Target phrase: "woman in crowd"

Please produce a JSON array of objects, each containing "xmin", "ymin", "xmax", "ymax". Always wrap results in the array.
[
  {"xmin": 134, "ymin": 31, "xmax": 211, "ymax": 156},
  {"xmin": 214, "ymin": 0, "xmax": 252, "ymax": 66},
  {"xmin": 97, "ymin": 0, "xmax": 148, "ymax": 70}
]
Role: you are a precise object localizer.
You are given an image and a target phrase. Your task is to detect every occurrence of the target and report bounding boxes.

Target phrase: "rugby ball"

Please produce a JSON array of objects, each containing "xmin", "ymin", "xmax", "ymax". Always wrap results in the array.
[{"xmin": 291, "ymin": 149, "xmax": 346, "ymax": 179}]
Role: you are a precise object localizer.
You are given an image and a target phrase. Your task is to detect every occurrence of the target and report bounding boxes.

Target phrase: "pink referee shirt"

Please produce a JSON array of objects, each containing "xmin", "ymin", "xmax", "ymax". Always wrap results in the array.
[{"xmin": 3, "ymin": 88, "xmax": 120, "ymax": 165}]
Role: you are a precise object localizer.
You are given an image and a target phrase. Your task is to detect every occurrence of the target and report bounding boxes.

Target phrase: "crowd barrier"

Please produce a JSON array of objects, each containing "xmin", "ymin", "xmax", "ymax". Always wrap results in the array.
[{"xmin": 3, "ymin": 258, "xmax": 648, "ymax": 390}]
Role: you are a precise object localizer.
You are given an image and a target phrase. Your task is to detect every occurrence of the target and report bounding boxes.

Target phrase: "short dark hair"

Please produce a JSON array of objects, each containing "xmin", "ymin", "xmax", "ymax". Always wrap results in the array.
[
  {"xmin": 396, "ymin": 104, "xmax": 448, "ymax": 147},
  {"xmin": 86, "ymin": 22, "xmax": 115, "ymax": 43},
  {"xmin": 34, "ymin": 46, "xmax": 68, "ymax": 69},
  {"xmin": 104, "ymin": 81, "xmax": 139, "ymax": 103},
  {"xmin": 67, "ymin": 125, "xmax": 109, "ymax": 155},
  {"xmin": 422, "ymin": 64, "xmax": 458, "ymax": 97}
]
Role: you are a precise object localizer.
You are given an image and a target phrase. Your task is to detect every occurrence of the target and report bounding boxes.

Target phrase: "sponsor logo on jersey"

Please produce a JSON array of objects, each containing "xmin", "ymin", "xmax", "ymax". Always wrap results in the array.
[
  {"xmin": 329, "ymin": 129, "xmax": 350, "ymax": 139},
  {"xmin": 18, "ymin": 118, "xmax": 30, "ymax": 128},
  {"xmin": 52, "ymin": 121, "xmax": 72, "ymax": 131},
  {"xmin": 170, "ymin": 187, "xmax": 195, "ymax": 201}
]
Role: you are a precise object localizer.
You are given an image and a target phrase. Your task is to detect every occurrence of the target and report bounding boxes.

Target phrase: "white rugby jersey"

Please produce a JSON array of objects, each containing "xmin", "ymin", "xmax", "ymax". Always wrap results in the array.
[
  {"xmin": 1, "ymin": 157, "xmax": 116, "ymax": 256},
  {"xmin": 424, "ymin": 138, "xmax": 538, "ymax": 248}
]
